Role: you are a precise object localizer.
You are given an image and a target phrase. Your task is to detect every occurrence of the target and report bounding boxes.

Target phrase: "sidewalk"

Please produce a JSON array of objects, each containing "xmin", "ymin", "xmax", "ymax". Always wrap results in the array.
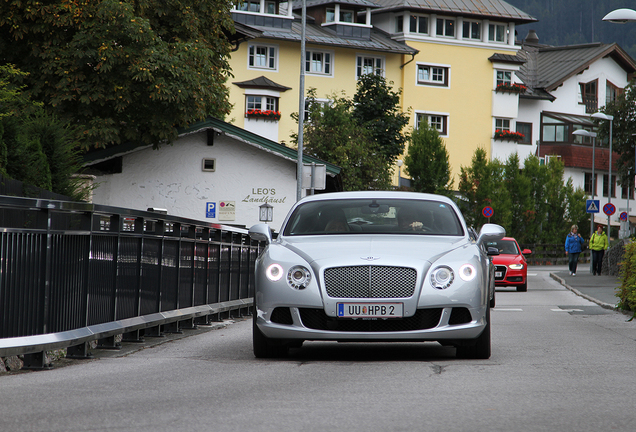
[{"xmin": 543, "ymin": 264, "xmax": 621, "ymax": 310}]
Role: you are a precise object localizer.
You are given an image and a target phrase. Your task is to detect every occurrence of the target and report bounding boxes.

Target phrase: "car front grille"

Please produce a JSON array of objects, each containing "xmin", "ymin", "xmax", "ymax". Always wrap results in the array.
[
  {"xmin": 324, "ymin": 265, "xmax": 417, "ymax": 298},
  {"xmin": 494, "ymin": 265, "xmax": 507, "ymax": 281},
  {"xmin": 298, "ymin": 308, "xmax": 443, "ymax": 332}
]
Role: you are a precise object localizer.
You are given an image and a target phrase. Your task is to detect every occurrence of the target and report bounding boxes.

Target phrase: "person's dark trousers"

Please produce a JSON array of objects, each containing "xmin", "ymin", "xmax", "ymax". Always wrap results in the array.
[
  {"xmin": 568, "ymin": 252, "xmax": 580, "ymax": 274},
  {"xmin": 592, "ymin": 249, "xmax": 605, "ymax": 275}
]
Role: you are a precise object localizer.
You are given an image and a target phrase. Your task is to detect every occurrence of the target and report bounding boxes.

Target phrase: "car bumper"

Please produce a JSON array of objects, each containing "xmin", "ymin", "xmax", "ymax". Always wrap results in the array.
[{"xmin": 255, "ymin": 305, "xmax": 488, "ymax": 342}]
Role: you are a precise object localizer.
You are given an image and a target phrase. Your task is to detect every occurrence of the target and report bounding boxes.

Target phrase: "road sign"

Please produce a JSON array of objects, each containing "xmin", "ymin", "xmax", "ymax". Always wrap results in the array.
[
  {"xmin": 620, "ymin": 212, "xmax": 628, "ymax": 221},
  {"xmin": 603, "ymin": 203, "xmax": 616, "ymax": 216},
  {"xmin": 482, "ymin": 206, "xmax": 493, "ymax": 218},
  {"xmin": 586, "ymin": 200, "xmax": 600, "ymax": 213}
]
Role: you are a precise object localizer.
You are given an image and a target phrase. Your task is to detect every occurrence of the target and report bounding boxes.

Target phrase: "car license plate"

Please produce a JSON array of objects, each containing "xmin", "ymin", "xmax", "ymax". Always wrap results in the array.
[
  {"xmin": 495, "ymin": 271, "xmax": 503, "ymax": 278},
  {"xmin": 337, "ymin": 303, "xmax": 403, "ymax": 318}
]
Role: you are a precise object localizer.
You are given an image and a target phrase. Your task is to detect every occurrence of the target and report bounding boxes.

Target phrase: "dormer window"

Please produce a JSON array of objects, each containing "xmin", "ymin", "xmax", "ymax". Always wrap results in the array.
[
  {"xmin": 436, "ymin": 18, "xmax": 455, "ymax": 37},
  {"xmin": 238, "ymin": 0, "xmax": 260, "ymax": 12},
  {"xmin": 488, "ymin": 23, "xmax": 507, "ymax": 43},
  {"xmin": 326, "ymin": 6, "xmax": 357, "ymax": 24},
  {"xmin": 410, "ymin": 15, "xmax": 429, "ymax": 34}
]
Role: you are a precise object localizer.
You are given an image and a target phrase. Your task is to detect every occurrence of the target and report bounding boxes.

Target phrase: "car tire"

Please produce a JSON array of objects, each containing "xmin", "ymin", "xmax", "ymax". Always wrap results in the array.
[
  {"xmin": 456, "ymin": 307, "xmax": 491, "ymax": 359},
  {"xmin": 517, "ymin": 283, "xmax": 527, "ymax": 292},
  {"xmin": 489, "ymin": 293, "xmax": 496, "ymax": 308},
  {"xmin": 253, "ymin": 316, "xmax": 289, "ymax": 358}
]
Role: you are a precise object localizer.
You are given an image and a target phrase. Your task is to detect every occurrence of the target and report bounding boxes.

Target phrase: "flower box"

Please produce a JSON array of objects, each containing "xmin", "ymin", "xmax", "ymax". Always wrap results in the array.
[
  {"xmin": 245, "ymin": 109, "xmax": 281, "ymax": 121},
  {"xmin": 494, "ymin": 130, "xmax": 525, "ymax": 141},
  {"xmin": 495, "ymin": 83, "xmax": 527, "ymax": 94}
]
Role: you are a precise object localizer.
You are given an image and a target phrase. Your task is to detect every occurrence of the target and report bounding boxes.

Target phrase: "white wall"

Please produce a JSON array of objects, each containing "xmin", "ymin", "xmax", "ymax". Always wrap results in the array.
[{"xmin": 91, "ymin": 131, "xmax": 299, "ymax": 230}]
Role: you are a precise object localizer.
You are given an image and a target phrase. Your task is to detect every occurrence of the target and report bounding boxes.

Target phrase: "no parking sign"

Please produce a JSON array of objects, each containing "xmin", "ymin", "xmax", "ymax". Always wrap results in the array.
[{"xmin": 482, "ymin": 206, "xmax": 493, "ymax": 218}]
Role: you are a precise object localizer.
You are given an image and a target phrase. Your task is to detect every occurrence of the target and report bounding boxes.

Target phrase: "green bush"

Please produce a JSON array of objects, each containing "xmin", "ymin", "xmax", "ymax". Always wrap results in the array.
[{"xmin": 617, "ymin": 241, "xmax": 636, "ymax": 318}]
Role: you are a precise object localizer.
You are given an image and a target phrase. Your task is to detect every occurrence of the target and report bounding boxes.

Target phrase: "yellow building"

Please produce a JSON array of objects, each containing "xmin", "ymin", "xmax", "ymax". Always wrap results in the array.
[{"xmin": 228, "ymin": 0, "xmax": 536, "ymax": 186}]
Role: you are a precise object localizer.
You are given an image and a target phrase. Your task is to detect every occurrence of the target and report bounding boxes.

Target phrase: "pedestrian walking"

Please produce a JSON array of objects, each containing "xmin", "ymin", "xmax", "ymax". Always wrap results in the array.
[
  {"xmin": 589, "ymin": 225, "xmax": 609, "ymax": 275},
  {"xmin": 565, "ymin": 224, "xmax": 585, "ymax": 276}
]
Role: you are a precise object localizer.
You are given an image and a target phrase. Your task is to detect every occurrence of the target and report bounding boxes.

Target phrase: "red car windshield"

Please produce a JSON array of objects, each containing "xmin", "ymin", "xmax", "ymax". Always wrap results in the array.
[{"xmin": 488, "ymin": 240, "xmax": 520, "ymax": 254}]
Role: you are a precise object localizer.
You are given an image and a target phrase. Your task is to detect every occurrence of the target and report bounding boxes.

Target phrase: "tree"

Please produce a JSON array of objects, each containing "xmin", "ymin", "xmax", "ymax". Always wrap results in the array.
[
  {"xmin": 293, "ymin": 89, "xmax": 391, "ymax": 191},
  {"xmin": 403, "ymin": 121, "xmax": 453, "ymax": 195},
  {"xmin": 352, "ymin": 74, "xmax": 409, "ymax": 164},
  {"xmin": 457, "ymin": 148, "xmax": 499, "ymax": 228},
  {"xmin": 503, "ymin": 153, "xmax": 534, "ymax": 242},
  {"xmin": 1, "ymin": 64, "xmax": 90, "ymax": 200},
  {"xmin": 0, "ymin": 0, "xmax": 235, "ymax": 150}
]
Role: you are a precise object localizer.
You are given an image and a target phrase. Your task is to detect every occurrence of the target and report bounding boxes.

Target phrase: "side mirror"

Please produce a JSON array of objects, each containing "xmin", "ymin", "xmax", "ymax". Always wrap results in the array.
[
  {"xmin": 248, "ymin": 223, "xmax": 273, "ymax": 244},
  {"xmin": 487, "ymin": 247, "xmax": 500, "ymax": 256},
  {"xmin": 522, "ymin": 249, "xmax": 532, "ymax": 255},
  {"xmin": 477, "ymin": 223, "xmax": 506, "ymax": 246}
]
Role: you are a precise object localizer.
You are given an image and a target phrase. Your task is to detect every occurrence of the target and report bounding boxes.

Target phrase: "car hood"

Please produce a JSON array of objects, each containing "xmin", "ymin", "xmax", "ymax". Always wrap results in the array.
[{"xmin": 278, "ymin": 235, "xmax": 468, "ymax": 269}]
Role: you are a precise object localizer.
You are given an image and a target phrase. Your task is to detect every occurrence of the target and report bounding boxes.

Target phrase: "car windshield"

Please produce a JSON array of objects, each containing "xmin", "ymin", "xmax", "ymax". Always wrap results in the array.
[
  {"xmin": 283, "ymin": 199, "xmax": 464, "ymax": 236},
  {"xmin": 487, "ymin": 240, "xmax": 519, "ymax": 255}
]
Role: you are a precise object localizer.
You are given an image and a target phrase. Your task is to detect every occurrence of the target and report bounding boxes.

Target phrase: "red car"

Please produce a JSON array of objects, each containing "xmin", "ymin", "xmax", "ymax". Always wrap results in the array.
[{"xmin": 487, "ymin": 237, "xmax": 531, "ymax": 292}]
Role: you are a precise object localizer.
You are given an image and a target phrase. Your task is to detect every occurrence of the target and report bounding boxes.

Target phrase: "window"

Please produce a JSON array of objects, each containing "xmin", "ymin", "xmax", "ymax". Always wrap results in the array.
[
  {"xmin": 606, "ymin": 81, "xmax": 622, "ymax": 105},
  {"xmin": 572, "ymin": 125, "xmax": 595, "ymax": 144},
  {"xmin": 622, "ymin": 178, "xmax": 634, "ymax": 199},
  {"xmin": 202, "ymin": 158, "xmax": 216, "ymax": 172},
  {"xmin": 580, "ymin": 80, "xmax": 598, "ymax": 113},
  {"xmin": 357, "ymin": 55, "xmax": 384, "ymax": 77},
  {"xmin": 265, "ymin": 1, "xmax": 276, "ymax": 14},
  {"xmin": 436, "ymin": 18, "xmax": 455, "ymax": 37},
  {"xmin": 417, "ymin": 64, "xmax": 449, "ymax": 86},
  {"xmin": 340, "ymin": 9, "xmax": 354, "ymax": 23},
  {"xmin": 248, "ymin": 44, "xmax": 277, "ymax": 70},
  {"xmin": 603, "ymin": 175, "xmax": 616, "ymax": 198},
  {"xmin": 246, "ymin": 95, "xmax": 278, "ymax": 112},
  {"xmin": 542, "ymin": 117, "xmax": 567, "ymax": 142},
  {"xmin": 238, "ymin": 0, "xmax": 260, "ymax": 12},
  {"xmin": 410, "ymin": 15, "xmax": 429, "ymax": 34},
  {"xmin": 463, "ymin": 21, "xmax": 481, "ymax": 40},
  {"xmin": 416, "ymin": 113, "xmax": 448, "ymax": 136},
  {"xmin": 306, "ymin": 50, "xmax": 332, "ymax": 75},
  {"xmin": 585, "ymin": 173, "xmax": 598, "ymax": 196},
  {"xmin": 516, "ymin": 122, "xmax": 532, "ymax": 144},
  {"xmin": 488, "ymin": 23, "xmax": 507, "ymax": 42},
  {"xmin": 304, "ymin": 98, "xmax": 331, "ymax": 122},
  {"xmin": 395, "ymin": 15, "xmax": 403, "ymax": 33},
  {"xmin": 495, "ymin": 118, "xmax": 510, "ymax": 131},
  {"xmin": 496, "ymin": 70, "xmax": 512, "ymax": 86},
  {"xmin": 326, "ymin": 8, "xmax": 335, "ymax": 22}
]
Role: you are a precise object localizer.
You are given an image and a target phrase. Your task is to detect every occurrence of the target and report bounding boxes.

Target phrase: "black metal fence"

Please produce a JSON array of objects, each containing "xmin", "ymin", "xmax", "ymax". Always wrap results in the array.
[
  {"xmin": 519, "ymin": 243, "xmax": 590, "ymax": 265},
  {"xmin": 0, "ymin": 196, "xmax": 261, "ymax": 368}
]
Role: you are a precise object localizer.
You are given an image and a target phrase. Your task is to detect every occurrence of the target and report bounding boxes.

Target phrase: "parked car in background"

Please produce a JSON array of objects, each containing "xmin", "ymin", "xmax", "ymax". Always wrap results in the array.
[
  {"xmin": 248, "ymin": 191, "xmax": 505, "ymax": 359},
  {"xmin": 487, "ymin": 237, "xmax": 531, "ymax": 292}
]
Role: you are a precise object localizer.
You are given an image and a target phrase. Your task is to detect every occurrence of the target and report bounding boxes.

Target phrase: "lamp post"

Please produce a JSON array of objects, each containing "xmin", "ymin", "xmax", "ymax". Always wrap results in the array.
[
  {"xmin": 573, "ymin": 129, "xmax": 597, "ymax": 274},
  {"xmin": 259, "ymin": 202, "xmax": 273, "ymax": 223},
  {"xmin": 296, "ymin": 0, "xmax": 307, "ymax": 202},
  {"xmin": 592, "ymin": 112, "xmax": 614, "ymax": 244},
  {"xmin": 396, "ymin": 159, "xmax": 403, "ymax": 188}
]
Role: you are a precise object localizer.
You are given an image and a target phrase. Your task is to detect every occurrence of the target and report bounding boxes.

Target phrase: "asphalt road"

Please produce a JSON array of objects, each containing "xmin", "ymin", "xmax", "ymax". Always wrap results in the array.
[{"xmin": 1, "ymin": 266, "xmax": 635, "ymax": 432}]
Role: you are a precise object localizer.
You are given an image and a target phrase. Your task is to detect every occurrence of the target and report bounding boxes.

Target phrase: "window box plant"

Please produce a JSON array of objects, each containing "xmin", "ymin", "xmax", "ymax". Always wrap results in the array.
[
  {"xmin": 495, "ymin": 83, "xmax": 527, "ymax": 94},
  {"xmin": 245, "ymin": 109, "xmax": 281, "ymax": 121},
  {"xmin": 494, "ymin": 130, "xmax": 525, "ymax": 141}
]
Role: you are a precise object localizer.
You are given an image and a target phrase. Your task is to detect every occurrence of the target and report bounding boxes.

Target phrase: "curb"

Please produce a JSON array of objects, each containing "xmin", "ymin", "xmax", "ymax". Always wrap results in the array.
[{"xmin": 549, "ymin": 272, "xmax": 620, "ymax": 312}]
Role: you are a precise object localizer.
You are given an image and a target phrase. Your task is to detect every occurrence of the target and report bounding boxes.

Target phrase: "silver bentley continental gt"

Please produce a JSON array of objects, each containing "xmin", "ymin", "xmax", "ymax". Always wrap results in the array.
[{"xmin": 248, "ymin": 191, "xmax": 505, "ymax": 359}]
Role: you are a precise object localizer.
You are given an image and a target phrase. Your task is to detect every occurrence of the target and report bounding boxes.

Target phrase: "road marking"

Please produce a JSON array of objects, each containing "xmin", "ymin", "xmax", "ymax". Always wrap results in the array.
[
  {"xmin": 551, "ymin": 308, "xmax": 583, "ymax": 312},
  {"xmin": 493, "ymin": 308, "xmax": 523, "ymax": 311},
  {"xmin": 527, "ymin": 273, "xmax": 538, "ymax": 276}
]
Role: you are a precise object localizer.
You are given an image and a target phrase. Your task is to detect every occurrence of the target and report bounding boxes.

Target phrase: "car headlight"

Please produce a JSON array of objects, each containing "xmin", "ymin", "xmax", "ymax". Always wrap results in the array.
[
  {"xmin": 287, "ymin": 265, "xmax": 311, "ymax": 290},
  {"xmin": 266, "ymin": 263, "xmax": 284, "ymax": 281},
  {"xmin": 459, "ymin": 264, "xmax": 477, "ymax": 281},
  {"xmin": 430, "ymin": 266, "xmax": 454, "ymax": 289},
  {"xmin": 509, "ymin": 263, "xmax": 524, "ymax": 270}
]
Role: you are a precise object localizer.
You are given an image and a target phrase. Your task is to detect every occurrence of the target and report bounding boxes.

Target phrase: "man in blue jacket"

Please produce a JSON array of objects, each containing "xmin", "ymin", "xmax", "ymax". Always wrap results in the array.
[{"xmin": 565, "ymin": 224, "xmax": 586, "ymax": 276}]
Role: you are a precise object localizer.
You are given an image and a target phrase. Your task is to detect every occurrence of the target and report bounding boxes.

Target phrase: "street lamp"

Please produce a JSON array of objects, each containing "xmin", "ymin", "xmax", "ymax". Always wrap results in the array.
[
  {"xmin": 592, "ymin": 112, "xmax": 614, "ymax": 244},
  {"xmin": 259, "ymin": 202, "xmax": 273, "ymax": 223},
  {"xmin": 396, "ymin": 159, "xmax": 403, "ymax": 188},
  {"xmin": 602, "ymin": 8, "xmax": 636, "ymax": 23}
]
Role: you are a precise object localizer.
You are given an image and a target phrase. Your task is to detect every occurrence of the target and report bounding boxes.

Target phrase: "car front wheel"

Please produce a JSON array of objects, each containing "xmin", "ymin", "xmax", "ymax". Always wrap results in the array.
[
  {"xmin": 517, "ymin": 283, "xmax": 528, "ymax": 292},
  {"xmin": 253, "ymin": 316, "xmax": 290, "ymax": 358},
  {"xmin": 456, "ymin": 307, "xmax": 491, "ymax": 359}
]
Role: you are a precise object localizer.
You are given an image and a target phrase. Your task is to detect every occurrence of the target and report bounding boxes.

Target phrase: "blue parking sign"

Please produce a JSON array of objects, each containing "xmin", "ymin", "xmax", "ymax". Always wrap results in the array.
[{"xmin": 206, "ymin": 202, "xmax": 216, "ymax": 218}]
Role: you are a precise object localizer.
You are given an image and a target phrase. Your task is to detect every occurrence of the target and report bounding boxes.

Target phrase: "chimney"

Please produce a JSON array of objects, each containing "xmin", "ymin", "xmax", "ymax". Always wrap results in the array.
[{"xmin": 524, "ymin": 30, "xmax": 539, "ymax": 45}]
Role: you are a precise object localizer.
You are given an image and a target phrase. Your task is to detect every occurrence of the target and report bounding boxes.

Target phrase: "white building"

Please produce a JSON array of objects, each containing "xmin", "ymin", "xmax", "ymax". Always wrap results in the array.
[
  {"xmin": 492, "ymin": 30, "xmax": 636, "ymax": 233},
  {"xmin": 83, "ymin": 118, "xmax": 340, "ymax": 229}
]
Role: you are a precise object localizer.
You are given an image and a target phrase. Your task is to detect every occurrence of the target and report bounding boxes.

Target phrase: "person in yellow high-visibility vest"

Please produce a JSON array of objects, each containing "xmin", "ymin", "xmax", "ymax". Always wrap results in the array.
[{"xmin": 589, "ymin": 225, "xmax": 609, "ymax": 275}]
